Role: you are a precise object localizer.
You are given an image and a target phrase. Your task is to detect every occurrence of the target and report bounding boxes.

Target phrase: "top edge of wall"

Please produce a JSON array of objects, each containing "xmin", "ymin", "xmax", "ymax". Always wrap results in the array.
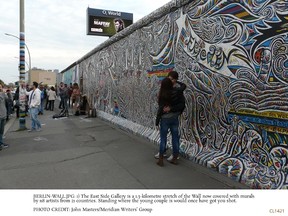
[{"xmin": 60, "ymin": 0, "xmax": 192, "ymax": 73}]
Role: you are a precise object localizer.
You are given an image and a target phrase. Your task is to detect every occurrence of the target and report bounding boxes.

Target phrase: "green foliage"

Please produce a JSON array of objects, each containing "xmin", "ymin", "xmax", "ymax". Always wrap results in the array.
[{"xmin": 0, "ymin": 79, "xmax": 4, "ymax": 86}]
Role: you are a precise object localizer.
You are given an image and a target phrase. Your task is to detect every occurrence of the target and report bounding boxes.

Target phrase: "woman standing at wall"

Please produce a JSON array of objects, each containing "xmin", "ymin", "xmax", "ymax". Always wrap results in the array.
[
  {"xmin": 156, "ymin": 75, "xmax": 186, "ymax": 167},
  {"xmin": 71, "ymin": 83, "xmax": 81, "ymax": 115},
  {"xmin": 156, "ymin": 78, "xmax": 174, "ymax": 166}
]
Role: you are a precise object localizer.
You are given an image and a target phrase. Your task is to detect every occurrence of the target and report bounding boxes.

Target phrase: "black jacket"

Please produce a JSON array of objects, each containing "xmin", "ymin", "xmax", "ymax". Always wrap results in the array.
[
  {"xmin": 156, "ymin": 81, "xmax": 186, "ymax": 126},
  {"xmin": 14, "ymin": 87, "xmax": 19, "ymax": 101}
]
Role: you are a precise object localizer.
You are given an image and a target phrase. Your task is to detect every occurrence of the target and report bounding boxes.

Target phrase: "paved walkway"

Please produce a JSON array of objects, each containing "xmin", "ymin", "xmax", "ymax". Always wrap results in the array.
[{"xmin": 1, "ymin": 106, "xmax": 248, "ymax": 189}]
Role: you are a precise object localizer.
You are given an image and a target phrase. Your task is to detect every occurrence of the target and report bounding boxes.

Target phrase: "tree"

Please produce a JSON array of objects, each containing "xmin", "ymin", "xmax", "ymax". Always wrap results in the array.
[
  {"xmin": 7, "ymin": 83, "xmax": 16, "ymax": 89},
  {"xmin": 0, "ymin": 79, "xmax": 4, "ymax": 86}
]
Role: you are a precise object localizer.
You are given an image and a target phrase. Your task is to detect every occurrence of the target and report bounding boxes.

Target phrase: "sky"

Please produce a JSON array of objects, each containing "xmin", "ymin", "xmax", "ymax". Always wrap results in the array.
[{"xmin": 0, "ymin": 0, "xmax": 171, "ymax": 84}]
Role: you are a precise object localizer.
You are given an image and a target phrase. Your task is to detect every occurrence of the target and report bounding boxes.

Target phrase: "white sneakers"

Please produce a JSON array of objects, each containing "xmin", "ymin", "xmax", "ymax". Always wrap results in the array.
[
  {"xmin": 154, "ymin": 152, "xmax": 180, "ymax": 160},
  {"xmin": 167, "ymin": 154, "xmax": 180, "ymax": 161},
  {"xmin": 154, "ymin": 152, "xmax": 167, "ymax": 159}
]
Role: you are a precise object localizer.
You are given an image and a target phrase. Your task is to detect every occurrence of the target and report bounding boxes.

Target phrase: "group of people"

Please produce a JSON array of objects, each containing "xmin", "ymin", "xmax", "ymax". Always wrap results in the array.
[
  {"xmin": 14, "ymin": 81, "xmax": 56, "ymax": 117},
  {"xmin": 0, "ymin": 81, "xmax": 43, "ymax": 150},
  {"xmin": 0, "ymin": 80, "xmax": 82, "ymax": 151},
  {"xmin": 58, "ymin": 82, "xmax": 81, "ymax": 115},
  {"xmin": 1, "ymin": 71, "xmax": 185, "ymax": 165},
  {"xmin": 14, "ymin": 81, "xmax": 81, "ymax": 116}
]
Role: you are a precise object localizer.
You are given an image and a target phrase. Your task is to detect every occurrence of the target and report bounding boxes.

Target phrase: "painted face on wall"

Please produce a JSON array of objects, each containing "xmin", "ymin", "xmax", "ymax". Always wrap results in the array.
[
  {"xmin": 254, "ymin": 48, "xmax": 272, "ymax": 65},
  {"xmin": 262, "ymin": 49, "xmax": 272, "ymax": 64}
]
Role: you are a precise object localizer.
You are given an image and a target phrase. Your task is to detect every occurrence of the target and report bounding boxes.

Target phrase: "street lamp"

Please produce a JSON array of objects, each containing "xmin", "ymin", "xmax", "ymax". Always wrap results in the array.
[
  {"xmin": 5, "ymin": 35, "xmax": 30, "ymax": 129},
  {"xmin": 4, "ymin": 0, "xmax": 28, "ymax": 130},
  {"xmin": 5, "ymin": 33, "xmax": 31, "ymax": 72}
]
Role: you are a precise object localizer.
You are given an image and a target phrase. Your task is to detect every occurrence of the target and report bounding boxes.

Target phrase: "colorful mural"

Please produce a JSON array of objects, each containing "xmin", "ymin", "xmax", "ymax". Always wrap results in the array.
[
  {"xmin": 62, "ymin": 0, "xmax": 288, "ymax": 189},
  {"xmin": 61, "ymin": 65, "xmax": 79, "ymax": 86}
]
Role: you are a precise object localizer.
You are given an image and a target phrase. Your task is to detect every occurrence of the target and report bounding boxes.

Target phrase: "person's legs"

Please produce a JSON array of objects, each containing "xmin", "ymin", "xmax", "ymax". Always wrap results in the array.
[
  {"xmin": 169, "ymin": 116, "xmax": 180, "ymax": 164},
  {"xmin": 48, "ymin": 100, "xmax": 51, "ymax": 110},
  {"xmin": 30, "ymin": 108, "xmax": 36, "ymax": 130},
  {"xmin": 7, "ymin": 100, "xmax": 12, "ymax": 116},
  {"xmin": 59, "ymin": 97, "xmax": 64, "ymax": 109},
  {"xmin": 30, "ymin": 107, "xmax": 41, "ymax": 130},
  {"xmin": 33, "ymin": 107, "xmax": 42, "ymax": 130},
  {"xmin": 51, "ymin": 100, "xmax": 55, "ymax": 111},
  {"xmin": 73, "ymin": 98, "xmax": 80, "ymax": 115},
  {"xmin": 63, "ymin": 98, "xmax": 68, "ymax": 110},
  {"xmin": 159, "ymin": 119, "xmax": 169, "ymax": 155},
  {"xmin": 45, "ymin": 98, "xmax": 49, "ymax": 110},
  {"xmin": 157, "ymin": 118, "xmax": 169, "ymax": 166},
  {"xmin": 68, "ymin": 96, "xmax": 71, "ymax": 108},
  {"xmin": 40, "ymin": 99, "xmax": 44, "ymax": 114},
  {"xmin": 72, "ymin": 99, "xmax": 76, "ymax": 114}
]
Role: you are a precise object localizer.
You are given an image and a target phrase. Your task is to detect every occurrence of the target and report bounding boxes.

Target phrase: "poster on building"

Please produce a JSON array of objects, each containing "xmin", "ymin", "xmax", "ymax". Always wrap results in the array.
[{"xmin": 87, "ymin": 7, "xmax": 133, "ymax": 37}]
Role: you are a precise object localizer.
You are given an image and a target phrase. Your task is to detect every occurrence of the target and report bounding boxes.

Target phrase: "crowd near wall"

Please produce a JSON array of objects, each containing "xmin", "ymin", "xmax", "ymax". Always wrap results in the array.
[{"xmin": 61, "ymin": 0, "xmax": 288, "ymax": 189}]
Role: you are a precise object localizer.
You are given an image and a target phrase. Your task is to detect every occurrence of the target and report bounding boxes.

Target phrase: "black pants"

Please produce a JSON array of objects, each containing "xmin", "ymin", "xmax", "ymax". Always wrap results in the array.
[
  {"xmin": 49, "ymin": 100, "xmax": 55, "ymax": 111},
  {"xmin": 59, "ymin": 97, "xmax": 64, "ymax": 109},
  {"xmin": 45, "ymin": 98, "xmax": 49, "ymax": 110}
]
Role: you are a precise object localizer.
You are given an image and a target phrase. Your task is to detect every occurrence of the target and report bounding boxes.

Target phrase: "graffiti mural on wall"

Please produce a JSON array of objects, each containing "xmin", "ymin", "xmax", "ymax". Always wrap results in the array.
[
  {"xmin": 177, "ymin": 0, "xmax": 288, "ymax": 189},
  {"xmin": 67, "ymin": 0, "xmax": 288, "ymax": 189}
]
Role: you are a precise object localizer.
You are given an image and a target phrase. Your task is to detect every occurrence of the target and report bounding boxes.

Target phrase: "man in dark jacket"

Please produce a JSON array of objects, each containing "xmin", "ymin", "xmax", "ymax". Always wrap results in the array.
[{"xmin": 165, "ymin": 71, "xmax": 186, "ymax": 114}]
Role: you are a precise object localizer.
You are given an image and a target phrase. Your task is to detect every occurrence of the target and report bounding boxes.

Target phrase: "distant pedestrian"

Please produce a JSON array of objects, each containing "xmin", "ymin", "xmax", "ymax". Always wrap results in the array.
[
  {"xmin": 48, "ymin": 86, "xmax": 56, "ymax": 111},
  {"xmin": 13, "ymin": 86, "xmax": 20, "ymax": 118},
  {"xmin": 14, "ymin": 81, "xmax": 28, "ymax": 118},
  {"xmin": 38, "ymin": 84, "xmax": 46, "ymax": 115},
  {"xmin": 27, "ymin": 82, "xmax": 42, "ymax": 132},
  {"xmin": 5, "ymin": 89, "xmax": 13, "ymax": 120},
  {"xmin": 58, "ymin": 82, "xmax": 65, "ymax": 109},
  {"xmin": 45, "ymin": 86, "xmax": 50, "ymax": 110},
  {"xmin": 113, "ymin": 100, "xmax": 119, "ymax": 116},
  {"xmin": 0, "ymin": 84, "xmax": 9, "ymax": 149},
  {"xmin": 71, "ymin": 83, "xmax": 81, "ymax": 115}
]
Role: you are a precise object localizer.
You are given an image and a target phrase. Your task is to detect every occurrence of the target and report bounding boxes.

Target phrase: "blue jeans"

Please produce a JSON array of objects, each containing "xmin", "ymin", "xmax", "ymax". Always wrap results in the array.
[
  {"xmin": 0, "ymin": 118, "xmax": 5, "ymax": 145},
  {"xmin": 39, "ymin": 99, "xmax": 45, "ymax": 113},
  {"xmin": 29, "ymin": 107, "xmax": 41, "ymax": 130},
  {"xmin": 63, "ymin": 97, "xmax": 68, "ymax": 110},
  {"xmin": 159, "ymin": 116, "xmax": 180, "ymax": 156}
]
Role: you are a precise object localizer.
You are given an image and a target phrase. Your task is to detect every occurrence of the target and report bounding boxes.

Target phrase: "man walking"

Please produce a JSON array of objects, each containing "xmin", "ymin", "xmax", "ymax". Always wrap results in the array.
[{"xmin": 27, "ymin": 82, "xmax": 42, "ymax": 132}]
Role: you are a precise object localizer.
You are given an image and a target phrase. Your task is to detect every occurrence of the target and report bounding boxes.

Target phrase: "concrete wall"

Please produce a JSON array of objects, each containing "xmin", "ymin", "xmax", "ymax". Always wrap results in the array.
[{"xmin": 62, "ymin": 0, "xmax": 288, "ymax": 189}]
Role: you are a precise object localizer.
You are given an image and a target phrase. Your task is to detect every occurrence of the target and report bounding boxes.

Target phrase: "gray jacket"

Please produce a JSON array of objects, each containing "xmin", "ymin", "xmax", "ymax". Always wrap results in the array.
[{"xmin": 0, "ymin": 92, "xmax": 8, "ymax": 119}]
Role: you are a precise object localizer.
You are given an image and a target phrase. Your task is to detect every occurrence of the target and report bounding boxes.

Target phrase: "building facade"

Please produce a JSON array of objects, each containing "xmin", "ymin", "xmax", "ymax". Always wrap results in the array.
[{"xmin": 28, "ymin": 68, "xmax": 57, "ymax": 86}]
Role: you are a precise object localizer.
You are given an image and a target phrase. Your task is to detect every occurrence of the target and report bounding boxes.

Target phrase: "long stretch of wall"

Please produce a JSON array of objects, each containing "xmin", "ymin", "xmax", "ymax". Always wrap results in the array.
[{"xmin": 62, "ymin": 0, "xmax": 288, "ymax": 189}]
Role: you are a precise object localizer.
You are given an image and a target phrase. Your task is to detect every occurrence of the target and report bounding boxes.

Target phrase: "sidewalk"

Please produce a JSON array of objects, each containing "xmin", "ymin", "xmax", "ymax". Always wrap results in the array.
[
  {"xmin": 3, "ymin": 115, "xmax": 16, "ymax": 136},
  {"xmin": 0, "ymin": 106, "xmax": 248, "ymax": 189}
]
